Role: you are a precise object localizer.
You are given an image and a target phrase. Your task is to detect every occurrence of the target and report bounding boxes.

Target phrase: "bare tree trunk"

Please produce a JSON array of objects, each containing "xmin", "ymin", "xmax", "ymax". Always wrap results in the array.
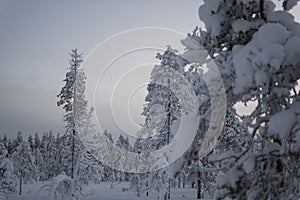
[
  {"xmin": 164, "ymin": 192, "xmax": 167, "ymax": 200},
  {"xmin": 168, "ymin": 178, "xmax": 171, "ymax": 199},
  {"xmin": 71, "ymin": 131, "xmax": 75, "ymax": 179},
  {"xmin": 137, "ymin": 183, "xmax": 140, "ymax": 197},
  {"xmin": 146, "ymin": 181, "xmax": 149, "ymax": 196},
  {"xmin": 19, "ymin": 171, "xmax": 22, "ymax": 195},
  {"xmin": 166, "ymin": 79, "xmax": 171, "ymax": 200},
  {"xmin": 197, "ymin": 171, "xmax": 201, "ymax": 199},
  {"xmin": 260, "ymin": 0, "xmax": 266, "ymax": 21},
  {"xmin": 192, "ymin": 181, "xmax": 196, "ymax": 188}
]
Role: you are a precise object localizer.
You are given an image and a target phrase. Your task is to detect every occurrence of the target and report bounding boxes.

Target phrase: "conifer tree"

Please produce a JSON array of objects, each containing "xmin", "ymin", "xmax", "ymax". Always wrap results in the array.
[{"xmin": 57, "ymin": 48, "xmax": 87, "ymax": 179}]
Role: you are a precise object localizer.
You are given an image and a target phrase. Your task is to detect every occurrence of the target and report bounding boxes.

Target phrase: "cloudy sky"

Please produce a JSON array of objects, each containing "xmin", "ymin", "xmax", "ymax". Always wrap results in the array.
[
  {"xmin": 1, "ymin": 1, "xmax": 300, "ymax": 139},
  {"xmin": 0, "ymin": 0, "xmax": 202, "ymax": 138}
]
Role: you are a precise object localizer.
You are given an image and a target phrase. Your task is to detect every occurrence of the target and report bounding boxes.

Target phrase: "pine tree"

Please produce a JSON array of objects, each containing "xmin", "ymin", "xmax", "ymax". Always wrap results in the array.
[
  {"xmin": 57, "ymin": 48, "xmax": 87, "ymax": 179},
  {"xmin": 33, "ymin": 133, "xmax": 41, "ymax": 149},
  {"xmin": 56, "ymin": 133, "xmax": 72, "ymax": 178},
  {"xmin": 81, "ymin": 107, "xmax": 96, "ymax": 141},
  {"xmin": 0, "ymin": 142, "xmax": 16, "ymax": 198},
  {"xmin": 116, "ymin": 134, "xmax": 132, "ymax": 152},
  {"xmin": 135, "ymin": 47, "xmax": 196, "ymax": 199},
  {"xmin": 115, "ymin": 134, "xmax": 133, "ymax": 182},
  {"xmin": 16, "ymin": 131, "xmax": 23, "ymax": 145},
  {"xmin": 33, "ymin": 147, "xmax": 43, "ymax": 182},
  {"xmin": 1, "ymin": 135, "xmax": 8, "ymax": 149},
  {"xmin": 41, "ymin": 131, "xmax": 58, "ymax": 180},
  {"xmin": 139, "ymin": 47, "xmax": 188, "ymax": 142},
  {"xmin": 174, "ymin": 0, "xmax": 300, "ymax": 199},
  {"xmin": 11, "ymin": 142, "xmax": 34, "ymax": 195},
  {"xmin": 28, "ymin": 134, "xmax": 33, "ymax": 150},
  {"xmin": 7, "ymin": 139, "xmax": 13, "ymax": 155}
]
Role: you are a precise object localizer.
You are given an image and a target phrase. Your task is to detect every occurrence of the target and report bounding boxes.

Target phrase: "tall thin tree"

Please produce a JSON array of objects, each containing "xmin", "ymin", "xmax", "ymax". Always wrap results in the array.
[{"xmin": 57, "ymin": 48, "xmax": 87, "ymax": 179}]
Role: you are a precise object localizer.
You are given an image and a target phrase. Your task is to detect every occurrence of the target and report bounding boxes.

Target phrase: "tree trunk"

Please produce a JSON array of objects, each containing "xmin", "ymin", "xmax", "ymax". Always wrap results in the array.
[
  {"xmin": 164, "ymin": 192, "xmax": 167, "ymax": 200},
  {"xmin": 146, "ymin": 181, "xmax": 149, "ymax": 196},
  {"xmin": 197, "ymin": 171, "xmax": 201, "ymax": 199},
  {"xmin": 19, "ymin": 171, "xmax": 22, "ymax": 195},
  {"xmin": 71, "ymin": 55, "xmax": 77, "ymax": 180},
  {"xmin": 168, "ymin": 178, "xmax": 171, "ymax": 199},
  {"xmin": 260, "ymin": 0, "xmax": 266, "ymax": 21},
  {"xmin": 165, "ymin": 79, "xmax": 172, "ymax": 200},
  {"xmin": 71, "ymin": 130, "xmax": 75, "ymax": 179}
]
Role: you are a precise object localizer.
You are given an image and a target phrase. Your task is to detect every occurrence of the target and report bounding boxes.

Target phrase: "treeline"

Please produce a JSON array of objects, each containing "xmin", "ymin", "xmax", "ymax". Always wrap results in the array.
[
  {"xmin": 0, "ymin": 129, "xmax": 215, "ymax": 197},
  {"xmin": 0, "ymin": 131, "xmax": 134, "ymax": 183}
]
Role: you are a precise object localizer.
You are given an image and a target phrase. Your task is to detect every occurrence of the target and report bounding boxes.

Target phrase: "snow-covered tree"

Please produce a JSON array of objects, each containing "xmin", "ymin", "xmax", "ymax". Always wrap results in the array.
[
  {"xmin": 191, "ymin": 109, "xmax": 249, "ymax": 199},
  {"xmin": 57, "ymin": 48, "xmax": 88, "ymax": 179},
  {"xmin": 16, "ymin": 131, "xmax": 23, "ymax": 145},
  {"xmin": 98, "ymin": 131, "xmax": 117, "ymax": 186},
  {"xmin": 125, "ymin": 0, "xmax": 300, "ymax": 199},
  {"xmin": 11, "ymin": 142, "xmax": 34, "ymax": 195},
  {"xmin": 76, "ymin": 150, "xmax": 103, "ymax": 185},
  {"xmin": 139, "ymin": 47, "xmax": 189, "ymax": 141},
  {"xmin": 33, "ymin": 132, "xmax": 41, "ymax": 149},
  {"xmin": 27, "ymin": 134, "xmax": 34, "ymax": 150},
  {"xmin": 116, "ymin": 134, "xmax": 132, "ymax": 152},
  {"xmin": 173, "ymin": 0, "xmax": 300, "ymax": 199},
  {"xmin": 138, "ymin": 46, "xmax": 199, "ymax": 199},
  {"xmin": 1, "ymin": 135, "xmax": 8, "ymax": 150},
  {"xmin": 130, "ymin": 174, "xmax": 142, "ymax": 197},
  {"xmin": 115, "ymin": 134, "xmax": 132, "ymax": 182},
  {"xmin": 36, "ymin": 173, "xmax": 80, "ymax": 200},
  {"xmin": 0, "ymin": 142, "xmax": 16, "ymax": 198},
  {"xmin": 57, "ymin": 48, "xmax": 87, "ymax": 132},
  {"xmin": 55, "ymin": 133, "xmax": 73, "ymax": 179},
  {"xmin": 33, "ymin": 146, "xmax": 43, "ymax": 182},
  {"xmin": 40, "ymin": 131, "xmax": 60, "ymax": 180},
  {"xmin": 81, "ymin": 107, "xmax": 96, "ymax": 141}
]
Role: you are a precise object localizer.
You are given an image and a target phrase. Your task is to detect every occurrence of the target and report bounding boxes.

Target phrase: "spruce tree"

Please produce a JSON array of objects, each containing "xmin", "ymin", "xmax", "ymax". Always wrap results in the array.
[{"xmin": 57, "ymin": 48, "xmax": 87, "ymax": 179}]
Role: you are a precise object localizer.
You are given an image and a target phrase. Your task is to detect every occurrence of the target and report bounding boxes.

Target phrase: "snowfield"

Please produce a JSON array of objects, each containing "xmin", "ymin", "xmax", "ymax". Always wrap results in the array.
[{"xmin": 6, "ymin": 182, "xmax": 200, "ymax": 200}]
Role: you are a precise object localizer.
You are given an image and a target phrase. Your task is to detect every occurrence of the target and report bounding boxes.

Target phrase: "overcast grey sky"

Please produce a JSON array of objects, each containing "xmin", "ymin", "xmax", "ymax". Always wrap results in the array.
[
  {"xmin": 1, "ymin": 1, "xmax": 300, "ymax": 139},
  {"xmin": 0, "ymin": 0, "xmax": 203, "ymax": 138}
]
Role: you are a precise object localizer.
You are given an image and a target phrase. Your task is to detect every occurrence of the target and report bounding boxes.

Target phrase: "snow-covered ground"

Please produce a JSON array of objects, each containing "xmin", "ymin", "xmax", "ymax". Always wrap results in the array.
[{"xmin": 6, "ymin": 182, "xmax": 200, "ymax": 200}]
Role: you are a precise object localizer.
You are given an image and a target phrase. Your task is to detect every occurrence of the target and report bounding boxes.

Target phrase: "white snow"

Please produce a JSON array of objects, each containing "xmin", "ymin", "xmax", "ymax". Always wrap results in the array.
[
  {"xmin": 254, "ymin": 70, "xmax": 268, "ymax": 87},
  {"xmin": 6, "ymin": 182, "xmax": 200, "ymax": 200},
  {"xmin": 182, "ymin": 49, "xmax": 208, "ymax": 64},
  {"xmin": 261, "ymin": 43, "xmax": 285, "ymax": 71},
  {"xmin": 233, "ymin": 46, "xmax": 255, "ymax": 94},
  {"xmin": 217, "ymin": 167, "xmax": 243, "ymax": 189},
  {"xmin": 284, "ymin": 36, "xmax": 300, "ymax": 65},
  {"xmin": 268, "ymin": 109, "xmax": 297, "ymax": 139},
  {"xmin": 203, "ymin": 0, "xmax": 221, "ymax": 13},
  {"xmin": 256, "ymin": 23, "xmax": 290, "ymax": 47},
  {"xmin": 181, "ymin": 36, "xmax": 202, "ymax": 50},
  {"xmin": 233, "ymin": 22, "xmax": 297, "ymax": 95},
  {"xmin": 243, "ymin": 155, "xmax": 255, "ymax": 174},
  {"xmin": 268, "ymin": 11, "xmax": 299, "ymax": 32},
  {"xmin": 199, "ymin": 3, "xmax": 223, "ymax": 36}
]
